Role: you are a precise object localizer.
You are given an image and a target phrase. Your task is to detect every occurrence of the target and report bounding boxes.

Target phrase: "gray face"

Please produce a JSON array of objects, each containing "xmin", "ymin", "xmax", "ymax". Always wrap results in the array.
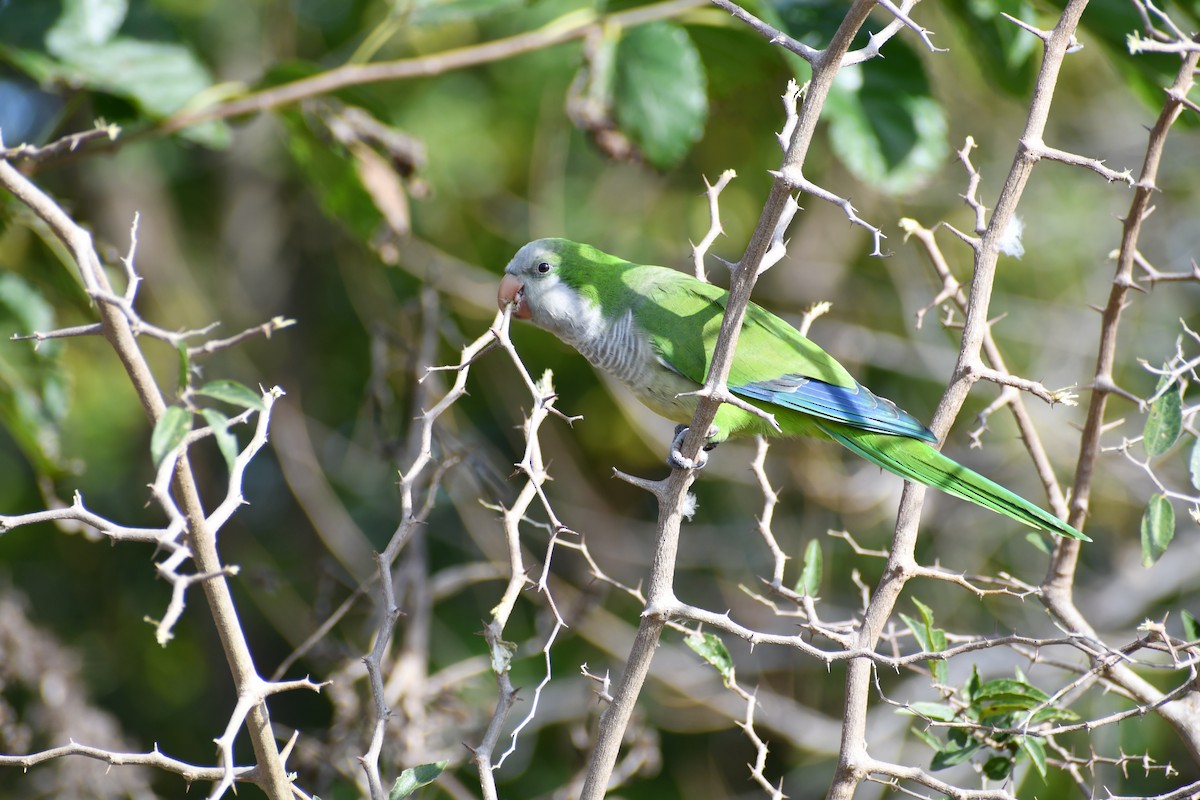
[{"xmin": 498, "ymin": 239, "xmax": 572, "ymax": 327}]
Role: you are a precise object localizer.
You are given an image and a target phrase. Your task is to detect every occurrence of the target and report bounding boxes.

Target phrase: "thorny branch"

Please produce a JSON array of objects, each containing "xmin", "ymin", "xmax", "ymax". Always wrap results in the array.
[
  {"xmin": 582, "ymin": 1, "xmax": 903, "ymax": 797},
  {"xmin": 2, "ymin": 0, "xmax": 1199, "ymax": 798},
  {"xmin": 357, "ymin": 298, "xmax": 501, "ymax": 800},
  {"xmin": 835, "ymin": 4, "xmax": 1099, "ymax": 796},
  {"xmin": 1042, "ymin": 11, "xmax": 1200, "ymax": 766},
  {"xmin": 0, "ymin": 156, "xmax": 301, "ymax": 798},
  {"xmin": 691, "ymin": 169, "xmax": 737, "ymax": 281},
  {"xmin": 471, "ymin": 311, "xmax": 570, "ymax": 800},
  {"xmin": 822, "ymin": 9, "xmax": 1097, "ymax": 796},
  {"xmin": 900, "ymin": 217, "xmax": 1075, "ymax": 517}
]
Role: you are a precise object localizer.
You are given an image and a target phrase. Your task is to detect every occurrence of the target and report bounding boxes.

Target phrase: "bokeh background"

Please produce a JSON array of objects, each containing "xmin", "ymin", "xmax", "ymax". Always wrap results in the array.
[{"xmin": 0, "ymin": 0, "xmax": 1198, "ymax": 798}]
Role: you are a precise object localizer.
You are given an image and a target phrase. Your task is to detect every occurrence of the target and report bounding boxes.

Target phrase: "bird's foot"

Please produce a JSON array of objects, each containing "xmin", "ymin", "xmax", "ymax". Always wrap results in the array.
[{"xmin": 668, "ymin": 424, "xmax": 720, "ymax": 470}]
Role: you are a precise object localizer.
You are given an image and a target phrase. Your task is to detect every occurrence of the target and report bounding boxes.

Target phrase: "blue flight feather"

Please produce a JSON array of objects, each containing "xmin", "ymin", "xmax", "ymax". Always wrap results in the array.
[{"xmin": 733, "ymin": 375, "xmax": 938, "ymax": 444}]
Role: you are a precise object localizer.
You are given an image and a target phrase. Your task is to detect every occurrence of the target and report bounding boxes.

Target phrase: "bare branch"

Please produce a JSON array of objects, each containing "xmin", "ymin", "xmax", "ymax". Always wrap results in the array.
[
  {"xmin": 11, "ymin": 322, "xmax": 105, "ymax": 342},
  {"xmin": 830, "ymin": 5, "xmax": 1097, "ymax": 799},
  {"xmin": 187, "ymin": 317, "xmax": 298, "ymax": 358},
  {"xmin": 691, "ymin": 170, "xmax": 737, "ymax": 280},
  {"xmin": 870, "ymin": 0, "xmax": 943, "ymax": 55},
  {"xmin": 749, "ymin": 436, "xmax": 788, "ymax": 587},
  {"xmin": 0, "ymin": 741, "xmax": 251, "ymax": 784},
  {"xmin": 0, "ymin": 123, "xmax": 120, "ymax": 163},
  {"xmin": 1025, "ymin": 138, "xmax": 1136, "ymax": 184},
  {"xmin": 0, "ymin": 158, "xmax": 294, "ymax": 799},
  {"xmin": 844, "ymin": 0, "xmax": 931, "ymax": 66},
  {"xmin": 709, "ymin": 0, "xmax": 821, "ymax": 62},
  {"xmin": 955, "ymin": 136, "xmax": 987, "ymax": 237},
  {"xmin": 773, "ymin": 165, "xmax": 887, "ymax": 256},
  {"xmin": 1127, "ymin": 33, "xmax": 1200, "ymax": 55}
]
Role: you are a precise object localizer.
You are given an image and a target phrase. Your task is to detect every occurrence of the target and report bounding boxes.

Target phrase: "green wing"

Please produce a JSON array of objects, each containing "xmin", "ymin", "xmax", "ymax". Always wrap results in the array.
[{"xmin": 635, "ymin": 273, "xmax": 935, "ymax": 442}]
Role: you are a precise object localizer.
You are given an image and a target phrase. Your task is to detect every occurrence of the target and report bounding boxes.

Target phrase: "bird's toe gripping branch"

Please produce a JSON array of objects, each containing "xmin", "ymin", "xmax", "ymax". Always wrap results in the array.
[{"xmin": 668, "ymin": 424, "xmax": 720, "ymax": 470}]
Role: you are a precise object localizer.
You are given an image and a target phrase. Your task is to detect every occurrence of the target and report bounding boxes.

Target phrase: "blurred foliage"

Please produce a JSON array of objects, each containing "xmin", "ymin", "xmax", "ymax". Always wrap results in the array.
[{"xmin": 0, "ymin": 0, "xmax": 1198, "ymax": 798}]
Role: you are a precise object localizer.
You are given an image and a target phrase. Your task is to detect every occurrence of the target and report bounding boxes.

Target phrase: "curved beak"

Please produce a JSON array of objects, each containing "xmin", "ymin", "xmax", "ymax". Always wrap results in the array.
[{"xmin": 498, "ymin": 274, "xmax": 531, "ymax": 319}]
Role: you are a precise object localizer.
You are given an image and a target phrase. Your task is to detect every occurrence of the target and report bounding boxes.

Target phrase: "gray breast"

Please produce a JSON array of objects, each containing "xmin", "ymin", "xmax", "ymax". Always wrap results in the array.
[{"xmin": 571, "ymin": 309, "xmax": 653, "ymax": 387}]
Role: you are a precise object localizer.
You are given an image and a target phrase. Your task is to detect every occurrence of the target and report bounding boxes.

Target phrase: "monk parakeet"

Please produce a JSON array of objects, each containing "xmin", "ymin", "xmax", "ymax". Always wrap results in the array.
[{"xmin": 498, "ymin": 238, "xmax": 1087, "ymax": 541}]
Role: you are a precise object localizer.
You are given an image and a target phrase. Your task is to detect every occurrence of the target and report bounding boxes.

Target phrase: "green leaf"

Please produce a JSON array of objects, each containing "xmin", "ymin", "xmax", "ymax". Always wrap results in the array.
[
  {"xmin": 964, "ymin": 667, "xmax": 982, "ymax": 705},
  {"xmin": 151, "ymin": 405, "xmax": 192, "ymax": 466},
  {"xmin": 1188, "ymin": 437, "xmax": 1200, "ymax": 491},
  {"xmin": 910, "ymin": 725, "xmax": 941, "ymax": 751},
  {"xmin": 50, "ymin": 37, "xmax": 229, "ymax": 147},
  {"xmin": 1182, "ymin": 609, "xmax": 1199, "ymax": 643},
  {"xmin": 613, "ymin": 23, "xmax": 708, "ymax": 169},
  {"xmin": 898, "ymin": 613, "xmax": 926, "ymax": 649},
  {"xmin": 0, "ymin": 275, "xmax": 71, "ymax": 473},
  {"xmin": 930, "ymin": 736, "xmax": 982, "ymax": 770},
  {"xmin": 257, "ymin": 58, "xmax": 323, "ymax": 90},
  {"xmin": 900, "ymin": 702, "xmax": 957, "ymax": 721},
  {"xmin": 45, "ymin": 0, "xmax": 128, "ymax": 53},
  {"xmin": 795, "ymin": 539, "xmax": 822, "ymax": 596},
  {"xmin": 176, "ymin": 342, "xmax": 190, "ymax": 394},
  {"xmin": 982, "ymin": 754, "xmax": 1013, "ymax": 780},
  {"xmin": 1028, "ymin": 705, "xmax": 1079, "ymax": 725},
  {"xmin": 0, "ymin": 273, "xmax": 57, "ymax": 341},
  {"xmin": 976, "ymin": 696, "xmax": 1040, "ymax": 716},
  {"xmin": 389, "ymin": 760, "xmax": 448, "ymax": 799},
  {"xmin": 201, "ymin": 408, "xmax": 238, "ymax": 471},
  {"xmin": 975, "ymin": 678, "xmax": 1049, "ymax": 702},
  {"xmin": 973, "ymin": 678, "xmax": 1049, "ymax": 714},
  {"xmin": 912, "ymin": 597, "xmax": 936, "ymax": 630},
  {"xmin": 930, "ymin": 657, "xmax": 948, "ymax": 689},
  {"xmin": 926, "ymin": 638, "xmax": 948, "ymax": 685},
  {"xmin": 0, "ymin": 373, "xmax": 68, "ymax": 475},
  {"xmin": 1025, "ymin": 531, "xmax": 1052, "ymax": 555},
  {"xmin": 1020, "ymin": 735, "xmax": 1047, "ymax": 778},
  {"xmin": 686, "ymin": 632, "xmax": 734, "ymax": 685},
  {"xmin": 1140, "ymin": 493, "xmax": 1175, "ymax": 567},
  {"xmin": 59, "ymin": 38, "xmax": 206, "ymax": 116},
  {"xmin": 948, "ymin": 727, "xmax": 971, "ymax": 746},
  {"xmin": 1143, "ymin": 374, "xmax": 1182, "ymax": 457},
  {"xmin": 901, "ymin": 598, "xmax": 948, "ymax": 684},
  {"xmin": 195, "ymin": 380, "xmax": 265, "ymax": 411},
  {"xmin": 825, "ymin": 38, "xmax": 948, "ymax": 194}
]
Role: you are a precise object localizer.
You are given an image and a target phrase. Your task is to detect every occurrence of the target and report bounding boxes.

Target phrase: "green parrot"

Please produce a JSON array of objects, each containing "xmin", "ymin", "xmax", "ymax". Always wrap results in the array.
[{"xmin": 498, "ymin": 238, "xmax": 1088, "ymax": 541}]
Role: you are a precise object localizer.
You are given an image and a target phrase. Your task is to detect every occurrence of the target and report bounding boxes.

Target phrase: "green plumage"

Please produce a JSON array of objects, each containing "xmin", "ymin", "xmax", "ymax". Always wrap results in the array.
[{"xmin": 500, "ymin": 238, "xmax": 1088, "ymax": 541}]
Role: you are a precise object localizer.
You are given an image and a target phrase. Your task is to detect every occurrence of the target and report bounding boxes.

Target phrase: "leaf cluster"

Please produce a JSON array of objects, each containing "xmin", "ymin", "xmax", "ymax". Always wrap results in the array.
[
  {"xmin": 901, "ymin": 596, "xmax": 1080, "ymax": 784},
  {"xmin": 907, "ymin": 664, "xmax": 1077, "ymax": 782}
]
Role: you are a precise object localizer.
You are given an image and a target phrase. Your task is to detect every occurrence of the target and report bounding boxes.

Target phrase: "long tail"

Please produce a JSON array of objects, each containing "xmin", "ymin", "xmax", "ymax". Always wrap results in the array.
[{"xmin": 817, "ymin": 423, "xmax": 1089, "ymax": 541}]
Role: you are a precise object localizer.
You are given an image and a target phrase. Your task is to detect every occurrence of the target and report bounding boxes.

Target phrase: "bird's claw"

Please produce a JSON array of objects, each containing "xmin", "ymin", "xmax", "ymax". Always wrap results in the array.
[{"xmin": 668, "ymin": 424, "xmax": 720, "ymax": 470}]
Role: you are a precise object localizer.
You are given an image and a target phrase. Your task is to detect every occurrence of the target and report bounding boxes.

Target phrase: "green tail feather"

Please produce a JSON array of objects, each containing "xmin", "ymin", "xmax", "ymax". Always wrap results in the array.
[{"xmin": 818, "ymin": 424, "xmax": 1090, "ymax": 541}]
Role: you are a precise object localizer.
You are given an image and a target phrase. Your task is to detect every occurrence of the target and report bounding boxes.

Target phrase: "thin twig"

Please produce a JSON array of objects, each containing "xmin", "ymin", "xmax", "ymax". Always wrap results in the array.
[
  {"xmin": 582, "ymin": 4, "xmax": 892, "ymax": 795},
  {"xmin": 691, "ymin": 169, "xmax": 737, "ymax": 281}
]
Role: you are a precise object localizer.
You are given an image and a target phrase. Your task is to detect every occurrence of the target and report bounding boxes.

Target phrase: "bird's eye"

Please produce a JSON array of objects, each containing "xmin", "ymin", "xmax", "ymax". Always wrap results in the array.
[{"xmin": 536, "ymin": 261, "xmax": 552, "ymax": 274}]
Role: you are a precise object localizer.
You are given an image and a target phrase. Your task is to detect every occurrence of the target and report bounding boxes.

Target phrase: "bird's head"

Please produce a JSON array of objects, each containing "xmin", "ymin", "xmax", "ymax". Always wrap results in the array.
[{"xmin": 498, "ymin": 238, "xmax": 592, "ymax": 334}]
